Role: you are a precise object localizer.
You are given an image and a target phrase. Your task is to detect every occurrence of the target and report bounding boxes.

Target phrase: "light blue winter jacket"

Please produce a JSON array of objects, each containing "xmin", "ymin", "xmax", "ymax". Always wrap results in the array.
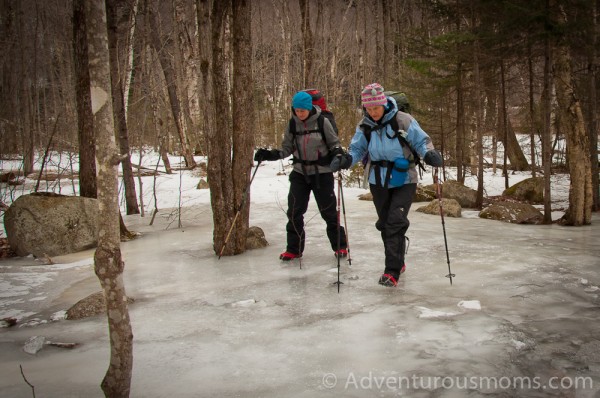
[{"xmin": 348, "ymin": 96, "xmax": 435, "ymax": 187}]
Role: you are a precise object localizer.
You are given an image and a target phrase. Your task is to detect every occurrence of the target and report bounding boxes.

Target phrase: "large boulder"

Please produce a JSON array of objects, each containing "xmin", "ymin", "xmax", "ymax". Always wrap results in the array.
[
  {"xmin": 422, "ymin": 180, "xmax": 478, "ymax": 208},
  {"xmin": 4, "ymin": 193, "xmax": 99, "ymax": 257},
  {"xmin": 479, "ymin": 201, "xmax": 544, "ymax": 224},
  {"xmin": 66, "ymin": 291, "xmax": 134, "ymax": 320},
  {"xmin": 503, "ymin": 177, "xmax": 544, "ymax": 204},
  {"xmin": 416, "ymin": 198, "xmax": 462, "ymax": 218},
  {"xmin": 414, "ymin": 185, "xmax": 436, "ymax": 202}
]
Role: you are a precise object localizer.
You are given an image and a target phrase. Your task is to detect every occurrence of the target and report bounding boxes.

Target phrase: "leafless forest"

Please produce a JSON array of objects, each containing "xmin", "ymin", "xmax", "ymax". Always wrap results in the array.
[
  {"xmin": 0, "ymin": 0, "xmax": 598, "ymax": 222},
  {"xmin": 0, "ymin": 1, "xmax": 598, "ymax": 395}
]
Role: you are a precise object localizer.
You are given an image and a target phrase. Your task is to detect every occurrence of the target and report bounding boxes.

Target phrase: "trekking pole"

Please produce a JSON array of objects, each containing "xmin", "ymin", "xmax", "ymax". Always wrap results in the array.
[
  {"xmin": 338, "ymin": 172, "xmax": 352, "ymax": 266},
  {"xmin": 434, "ymin": 168, "xmax": 455, "ymax": 284},
  {"xmin": 333, "ymin": 171, "xmax": 343, "ymax": 292},
  {"xmin": 218, "ymin": 161, "xmax": 262, "ymax": 259}
]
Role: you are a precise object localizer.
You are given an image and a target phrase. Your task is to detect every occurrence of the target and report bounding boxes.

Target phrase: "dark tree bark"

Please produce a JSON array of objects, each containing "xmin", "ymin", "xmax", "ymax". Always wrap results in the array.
[
  {"xmin": 500, "ymin": 59, "xmax": 509, "ymax": 189},
  {"xmin": 590, "ymin": 0, "xmax": 599, "ymax": 212},
  {"xmin": 197, "ymin": 0, "xmax": 213, "ymax": 171},
  {"xmin": 106, "ymin": 0, "xmax": 139, "ymax": 215},
  {"xmin": 73, "ymin": 0, "xmax": 96, "ymax": 199},
  {"xmin": 230, "ymin": 0, "xmax": 254, "ymax": 253},
  {"xmin": 541, "ymin": 0, "xmax": 553, "ymax": 224},
  {"xmin": 299, "ymin": 0, "xmax": 313, "ymax": 86},
  {"xmin": 208, "ymin": 0, "xmax": 234, "ymax": 254},
  {"xmin": 455, "ymin": 60, "xmax": 465, "ymax": 183},
  {"xmin": 84, "ymin": 1, "xmax": 133, "ymax": 396}
]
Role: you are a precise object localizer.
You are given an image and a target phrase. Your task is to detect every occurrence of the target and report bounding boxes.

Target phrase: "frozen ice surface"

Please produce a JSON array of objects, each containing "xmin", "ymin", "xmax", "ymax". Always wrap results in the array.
[{"xmin": 1, "ymin": 160, "xmax": 599, "ymax": 397}]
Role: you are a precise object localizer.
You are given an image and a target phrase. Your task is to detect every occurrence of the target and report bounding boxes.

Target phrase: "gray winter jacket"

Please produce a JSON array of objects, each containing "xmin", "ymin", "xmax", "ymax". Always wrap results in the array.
[{"xmin": 280, "ymin": 106, "xmax": 341, "ymax": 176}]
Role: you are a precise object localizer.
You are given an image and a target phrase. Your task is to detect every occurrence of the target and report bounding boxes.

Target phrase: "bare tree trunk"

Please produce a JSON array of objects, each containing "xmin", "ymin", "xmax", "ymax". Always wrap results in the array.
[
  {"xmin": 107, "ymin": 0, "xmax": 140, "ymax": 215},
  {"xmin": 382, "ymin": 0, "xmax": 390, "ymax": 84},
  {"xmin": 554, "ymin": 6, "xmax": 593, "ymax": 226},
  {"xmin": 299, "ymin": 0, "xmax": 313, "ymax": 87},
  {"xmin": 123, "ymin": 0, "xmax": 139, "ymax": 119},
  {"xmin": 209, "ymin": 0, "xmax": 234, "ymax": 254},
  {"xmin": 149, "ymin": 0, "xmax": 196, "ymax": 169},
  {"xmin": 472, "ymin": 2, "xmax": 484, "ymax": 209},
  {"xmin": 229, "ymin": 0, "xmax": 254, "ymax": 254},
  {"xmin": 500, "ymin": 60, "xmax": 509, "ymax": 189},
  {"xmin": 503, "ymin": 118, "xmax": 530, "ymax": 171},
  {"xmin": 528, "ymin": 42, "xmax": 537, "ymax": 178},
  {"xmin": 73, "ymin": 0, "xmax": 96, "ymax": 199},
  {"xmin": 454, "ymin": 0, "xmax": 465, "ymax": 183},
  {"xmin": 541, "ymin": 0, "xmax": 553, "ymax": 224},
  {"xmin": 85, "ymin": 1, "xmax": 133, "ymax": 396},
  {"xmin": 173, "ymin": 0, "xmax": 200, "ymax": 154},
  {"xmin": 272, "ymin": 0, "xmax": 291, "ymax": 114},
  {"xmin": 18, "ymin": 4, "xmax": 34, "ymax": 176},
  {"xmin": 590, "ymin": 0, "xmax": 599, "ymax": 212},
  {"xmin": 456, "ymin": 61, "xmax": 465, "ymax": 183},
  {"xmin": 197, "ymin": 0, "xmax": 213, "ymax": 159}
]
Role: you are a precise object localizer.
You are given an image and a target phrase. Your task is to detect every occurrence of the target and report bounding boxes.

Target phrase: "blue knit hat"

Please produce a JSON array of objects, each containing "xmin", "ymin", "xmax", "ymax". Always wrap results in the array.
[{"xmin": 292, "ymin": 91, "xmax": 313, "ymax": 111}]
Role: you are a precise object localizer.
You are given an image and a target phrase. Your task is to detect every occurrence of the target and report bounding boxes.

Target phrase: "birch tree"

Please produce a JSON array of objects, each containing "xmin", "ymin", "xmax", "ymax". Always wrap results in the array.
[{"xmin": 85, "ymin": 0, "xmax": 133, "ymax": 395}]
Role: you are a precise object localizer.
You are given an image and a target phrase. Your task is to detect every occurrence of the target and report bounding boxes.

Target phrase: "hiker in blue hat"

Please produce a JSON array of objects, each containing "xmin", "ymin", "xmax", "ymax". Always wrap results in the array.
[{"xmin": 254, "ymin": 90, "xmax": 348, "ymax": 261}]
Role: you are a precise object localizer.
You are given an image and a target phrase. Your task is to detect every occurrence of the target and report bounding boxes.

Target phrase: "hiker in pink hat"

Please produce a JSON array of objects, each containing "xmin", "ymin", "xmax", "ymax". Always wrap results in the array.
[{"xmin": 331, "ymin": 83, "xmax": 442, "ymax": 287}]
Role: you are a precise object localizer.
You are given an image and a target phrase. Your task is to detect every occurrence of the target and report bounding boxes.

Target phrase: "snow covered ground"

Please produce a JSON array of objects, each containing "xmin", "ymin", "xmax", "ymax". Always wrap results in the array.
[{"xmin": 1, "ymin": 153, "xmax": 599, "ymax": 397}]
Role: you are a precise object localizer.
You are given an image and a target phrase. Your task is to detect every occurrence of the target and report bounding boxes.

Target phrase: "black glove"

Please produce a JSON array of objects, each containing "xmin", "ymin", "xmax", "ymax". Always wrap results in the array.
[
  {"xmin": 330, "ymin": 146, "xmax": 345, "ymax": 157},
  {"xmin": 254, "ymin": 148, "xmax": 281, "ymax": 162},
  {"xmin": 424, "ymin": 149, "xmax": 443, "ymax": 167},
  {"xmin": 330, "ymin": 154, "xmax": 353, "ymax": 172}
]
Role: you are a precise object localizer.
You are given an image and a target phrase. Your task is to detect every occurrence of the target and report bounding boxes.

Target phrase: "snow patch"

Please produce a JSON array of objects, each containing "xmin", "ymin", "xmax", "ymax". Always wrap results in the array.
[
  {"xmin": 457, "ymin": 300, "xmax": 481, "ymax": 310},
  {"xmin": 51, "ymin": 310, "xmax": 67, "ymax": 321},
  {"xmin": 231, "ymin": 299, "xmax": 257, "ymax": 307},
  {"xmin": 415, "ymin": 306, "xmax": 457, "ymax": 319}
]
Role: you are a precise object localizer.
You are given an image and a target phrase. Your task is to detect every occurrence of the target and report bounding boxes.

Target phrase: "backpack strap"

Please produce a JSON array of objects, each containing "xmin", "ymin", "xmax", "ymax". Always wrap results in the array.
[
  {"xmin": 290, "ymin": 115, "xmax": 328, "ymax": 143},
  {"xmin": 288, "ymin": 118, "xmax": 310, "ymax": 181},
  {"xmin": 317, "ymin": 114, "xmax": 327, "ymax": 145},
  {"xmin": 360, "ymin": 113, "xmax": 426, "ymax": 187},
  {"xmin": 389, "ymin": 114, "xmax": 426, "ymax": 173}
]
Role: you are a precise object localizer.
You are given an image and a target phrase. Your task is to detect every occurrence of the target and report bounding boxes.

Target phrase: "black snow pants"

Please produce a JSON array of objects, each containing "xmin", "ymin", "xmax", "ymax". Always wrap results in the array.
[
  {"xmin": 286, "ymin": 170, "xmax": 347, "ymax": 255},
  {"xmin": 370, "ymin": 182, "xmax": 417, "ymax": 278}
]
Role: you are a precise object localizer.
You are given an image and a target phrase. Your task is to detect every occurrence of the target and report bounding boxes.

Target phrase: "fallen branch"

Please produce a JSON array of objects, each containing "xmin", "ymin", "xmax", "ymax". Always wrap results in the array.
[
  {"xmin": 46, "ymin": 341, "xmax": 78, "ymax": 349},
  {"xmin": 19, "ymin": 365, "xmax": 36, "ymax": 398}
]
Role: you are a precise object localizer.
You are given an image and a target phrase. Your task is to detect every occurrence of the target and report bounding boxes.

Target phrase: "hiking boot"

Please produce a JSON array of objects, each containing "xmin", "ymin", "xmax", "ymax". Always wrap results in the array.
[
  {"xmin": 279, "ymin": 251, "xmax": 301, "ymax": 261},
  {"xmin": 334, "ymin": 249, "xmax": 348, "ymax": 258},
  {"xmin": 378, "ymin": 273, "xmax": 398, "ymax": 287}
]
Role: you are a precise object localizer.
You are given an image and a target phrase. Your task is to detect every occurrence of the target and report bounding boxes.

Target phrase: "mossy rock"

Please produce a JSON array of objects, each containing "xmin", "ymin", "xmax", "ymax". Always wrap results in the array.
[{"xmin": 503, "ymin": 177, "xmax": 544, "ymax": 204}]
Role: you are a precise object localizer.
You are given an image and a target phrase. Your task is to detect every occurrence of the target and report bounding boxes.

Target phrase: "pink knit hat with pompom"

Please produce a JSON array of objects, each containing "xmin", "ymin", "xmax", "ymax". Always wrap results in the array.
[{"xmin": 361, "ymin": 83, "xmax": 387, "ymax": 107}]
